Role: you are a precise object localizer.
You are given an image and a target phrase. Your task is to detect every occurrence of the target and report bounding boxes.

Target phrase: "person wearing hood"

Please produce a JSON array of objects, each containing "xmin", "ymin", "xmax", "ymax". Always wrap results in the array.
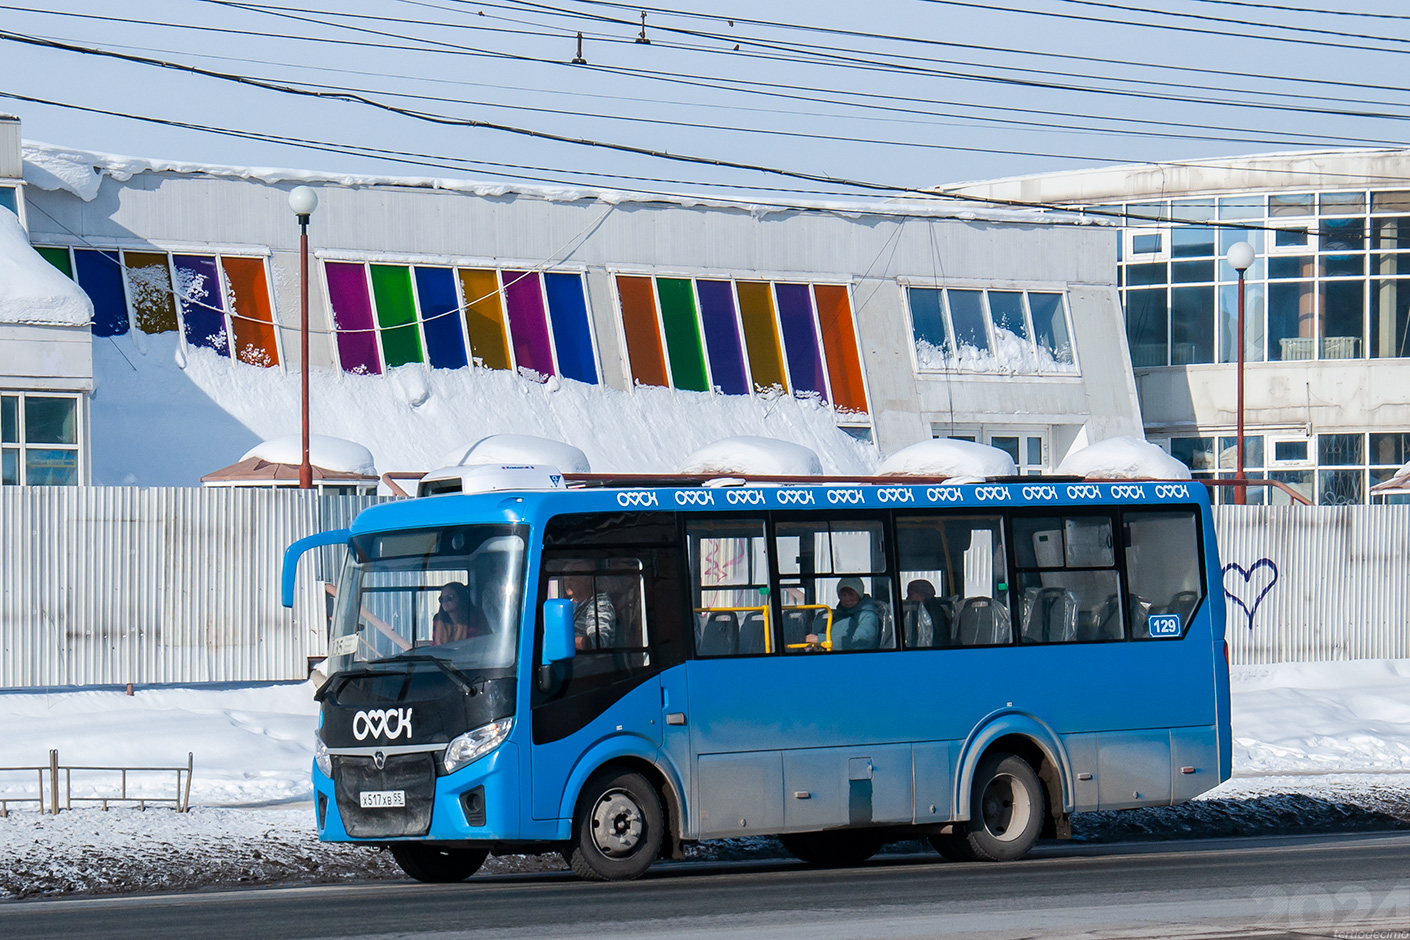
[{"xmin": 830, "ymin": 576, "xmax": 882, "ymax": 650}]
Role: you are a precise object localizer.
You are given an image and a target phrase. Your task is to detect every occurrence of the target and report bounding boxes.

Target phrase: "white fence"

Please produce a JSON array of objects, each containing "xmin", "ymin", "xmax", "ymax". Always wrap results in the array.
[
  {"xmin": 0, "ymin": 487, "xmax": 373, "ymax": 689},
  {"xmin": 1213, "ymin": 505, "xmax": 1410, "ymax": 665},
  {"xmin": 0, "ymin": 492, "xmax": 1405, "ymax": 688}
]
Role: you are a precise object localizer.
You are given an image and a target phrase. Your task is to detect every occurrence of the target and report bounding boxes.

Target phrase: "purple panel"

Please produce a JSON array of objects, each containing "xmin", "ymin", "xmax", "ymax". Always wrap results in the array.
[
  {"xmin": 324, "ymin": 262, "xmax": 382, "ymax": 375},
  {"xmin": 774, "ymin": 283, "xmax": 828, "ymax": 401},
  {"xmin": 696, "ymin": 280, "xmax": 748, "ymax": 395},
  {"xmin": 502, "ymin": 271, "xmax": 555, "ymax": 376},
  {"xmin": 172, "ymin": 255, "xmax": 230, "ymax": 356}
]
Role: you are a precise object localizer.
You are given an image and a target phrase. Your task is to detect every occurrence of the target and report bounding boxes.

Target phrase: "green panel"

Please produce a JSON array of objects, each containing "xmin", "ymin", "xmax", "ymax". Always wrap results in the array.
[
  {"xmin": 37, "ymin": 247, "xmax": 73, "ymax": 278},
  {"xmin": 655, "ymin": 278, "xmax": 708, "ymax": 392},
  {"xmin": 369, "ymin": 264, "xmax": 424, "ymax": 368}
]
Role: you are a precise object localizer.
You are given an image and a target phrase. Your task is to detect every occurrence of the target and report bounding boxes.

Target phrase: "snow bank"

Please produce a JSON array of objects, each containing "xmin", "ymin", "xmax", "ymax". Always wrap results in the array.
[
  {"xmin": 241, "ymin": 435, "xmax": 376, "ymax": 476},
  {"xmin": 0, "ymin": 212, "xmax": 92, "ymax": 326},
  {"xmin": 90, "ymin": 335, "xmax": 876, "ymax": 485},
  {"xmin": 438, "ymin": 435, "xmax": 591, "ymax": 474},
  {"xmin": 877, "ymin": 438, "xmax": 1016, "ymax": 481},
  {"xmin": 678, "ymin": 436, "xmax": 823, "ymax": 476},
  {"xmin": 1056, "ymin": 435, "xmax": 1191, "ymax": 480}
]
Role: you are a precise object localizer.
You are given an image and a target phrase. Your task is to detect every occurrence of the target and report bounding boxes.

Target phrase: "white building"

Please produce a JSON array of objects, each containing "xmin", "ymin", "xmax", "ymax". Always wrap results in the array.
[
  {"xmin": 0, "ymin": 115, "xmax": 1140, "ymax": 485},
  {"xmin": 941, "ymin": 150, "xmax": 1410, "ymax": 505}
]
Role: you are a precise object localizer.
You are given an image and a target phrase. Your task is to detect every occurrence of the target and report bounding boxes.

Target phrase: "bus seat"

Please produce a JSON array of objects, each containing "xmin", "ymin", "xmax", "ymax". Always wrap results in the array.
[
  {"xmin": 1022, "ymin": 587, "xmax": 1078, "ymax": 643},
  {"xmin": 782, "ymin": 608, "xmax": 811, "ymax": 647},
  {"xmin": 874, "ymin": 599, "xmax": 895, "ymax": 649},
  {"xmin": 1164, "ymin": 590, "xmax": 1201, "ymax": 627},
  {"xmin": 738, "ymin": 611, "xmax": 767, "ymax": 655},
  {"xmin": 903, "ymin": 600, "xmax": 932, "ymax": 648},
  {"xmin": 1091, "ymin": 594, "xmax": 1123, "ymax": 640},
  {"xmin": 1128, "ymin": 593, "xmax": 1152, "ymax": 637},
  {"xmin": 699, "ymin": 611, "xmax": 739, "ymax": 657},
  {"xmin": 935, "ymin": 597, "xmax": 960, "ymax": 647},
  {"xmin": 958, "ymin": 597, "xmax": 1011, "ymax": 646}
]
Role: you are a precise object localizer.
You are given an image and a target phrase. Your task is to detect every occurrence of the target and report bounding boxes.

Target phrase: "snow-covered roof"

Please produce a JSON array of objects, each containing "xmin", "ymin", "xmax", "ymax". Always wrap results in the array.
[
  {"xmin": 877, "ymin": 438, "xmax": 1017, "ymax": 481},
  {"xmin": 1056, "ymin": 435, "xmax": 1192, "ymax": 481},
  {"xmin": 240, "ymin": 434, "xmax": 377, "ymax": 477},
  {"xmin": 20, "ymin": 140, "xmax": 1077, "ymax": 224},
  {"xmin": 678, "ymin": 436, "xmax": 823, "ymax": 476},
  {"xmin": 0, "ymin": 210, "xmax": 92, "ymax": 326}
]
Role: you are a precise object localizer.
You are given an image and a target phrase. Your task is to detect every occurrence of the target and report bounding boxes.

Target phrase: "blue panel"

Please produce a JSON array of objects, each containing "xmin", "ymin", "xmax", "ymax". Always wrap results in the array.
[
  {"xmin": 173, "ymin": 254, "xmax": 231, "ymax": 357},
  {"xmin": 72, "ymin": 249, "xmax": 130, "ymax": 337},
  {"xmin": 774, "ymin": 282, "xmax": 827, "ymax": 400},
  {"xmin": 696, "ymin": 280, "xmax": 749, "ymax": 395},
  {"xmin": 414, "ymin": 267, "xmax": 468, "ymax": 370},
  {"xmin": 543, "ymin": 273, "xmax": 597, "ymax": 384}
]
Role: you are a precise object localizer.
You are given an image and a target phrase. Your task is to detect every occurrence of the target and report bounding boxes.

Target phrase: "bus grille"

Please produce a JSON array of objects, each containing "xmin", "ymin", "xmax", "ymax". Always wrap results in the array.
[{"xmin": 333, "ymin": 753, "xmax": 436, "ymax": 838}]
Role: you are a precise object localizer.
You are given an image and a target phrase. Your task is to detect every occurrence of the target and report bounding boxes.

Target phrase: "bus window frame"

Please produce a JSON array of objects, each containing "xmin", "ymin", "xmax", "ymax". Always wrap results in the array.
[{"xmin": 1118, "ymin": 504, "xmax": 1209, "ymax": 642}]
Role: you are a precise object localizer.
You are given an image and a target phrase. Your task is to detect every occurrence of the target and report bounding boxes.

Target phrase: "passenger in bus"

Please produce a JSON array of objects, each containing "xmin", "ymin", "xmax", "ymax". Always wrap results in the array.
[
  {"xmin": 563, "ymin": 571, "xmax": 617, "ymax": 650},
  {"xmin": 435, "ymin": 581, "xmax": 488, "ymax": 643},
  {"xmin": 905, "ymin": 579, "xmax": 952, "ymax": 648},
  {"xmin": 808, "ymin": 576, "xmax": 881, "ymax": 650}
]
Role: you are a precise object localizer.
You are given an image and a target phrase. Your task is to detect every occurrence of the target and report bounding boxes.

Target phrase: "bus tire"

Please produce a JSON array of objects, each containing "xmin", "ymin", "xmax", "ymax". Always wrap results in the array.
[
  {"xmin": 779, "ymin": 831, "xmax": 884, "ymax": 867},
  {"xmin": 927, "ymin": 830, "xmax": 976, "ymax": 862},
  {"xmin": 564, "ymin": 769, "xmax": 664, "ymax": 882},
  {"xmin": 390, "ymin": 843, "xmax": 489, "ymax": 883},
  {"xmin": 957, "ymin": 752, "xmax": 1044, "ymax": 862}
]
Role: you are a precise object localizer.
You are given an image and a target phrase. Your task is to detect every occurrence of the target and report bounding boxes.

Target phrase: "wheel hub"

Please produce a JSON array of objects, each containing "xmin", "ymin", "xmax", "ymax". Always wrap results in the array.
[
  {"xmin": 591, "ymin": 789, "xmax": 644, "ymax": 857},
  {"xmin": 981, "ymin": 772, "xmax": 1032, "ymax": 842}
]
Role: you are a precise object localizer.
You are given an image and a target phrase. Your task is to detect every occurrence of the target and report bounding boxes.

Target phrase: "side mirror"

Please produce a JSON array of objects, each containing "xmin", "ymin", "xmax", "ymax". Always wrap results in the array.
[{"xmin": 542, "ymin": 599, "xmax": 576, "ymax": 665}]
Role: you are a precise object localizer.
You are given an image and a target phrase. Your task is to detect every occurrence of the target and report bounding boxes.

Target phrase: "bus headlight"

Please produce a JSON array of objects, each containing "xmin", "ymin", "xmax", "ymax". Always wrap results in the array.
[
  {"xmin": 443, "ymin": 718, "xmax": 514, "ymax": 774},
  {"xmin": 314, "ymin": 733, "xmax": 333, "ymax": 778}
]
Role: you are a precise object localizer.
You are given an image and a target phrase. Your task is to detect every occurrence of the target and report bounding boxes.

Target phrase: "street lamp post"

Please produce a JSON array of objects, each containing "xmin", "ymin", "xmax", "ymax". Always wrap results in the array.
[
  {"xmin": 1226, "ymin": 241, "xmax": 1255, "ymax": 506},
  {"xmin": 287, "ymin": 186, "xmax": 318, "ymax": 493}
]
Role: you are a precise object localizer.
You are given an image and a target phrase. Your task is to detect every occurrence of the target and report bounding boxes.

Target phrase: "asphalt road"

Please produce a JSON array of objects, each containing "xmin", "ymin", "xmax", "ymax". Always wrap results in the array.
[{"xmin": 3, "ymin": 832, "xmax": 1408, "ymax": 940}]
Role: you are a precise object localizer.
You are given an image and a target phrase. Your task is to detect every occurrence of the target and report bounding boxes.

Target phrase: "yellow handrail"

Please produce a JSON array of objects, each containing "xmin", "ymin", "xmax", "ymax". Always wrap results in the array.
[
  {"xmin": 783, "ymin": 604, "xmax": 833, "ymax": 651},
  {"xmin": 694, "ymin": 605, "xmax": 773, "ymax": 654}
]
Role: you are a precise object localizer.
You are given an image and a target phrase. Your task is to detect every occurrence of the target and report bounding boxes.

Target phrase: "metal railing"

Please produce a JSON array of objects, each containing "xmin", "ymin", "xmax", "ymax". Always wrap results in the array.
[{"xmin": 0, "ymin": 750, "xmax": 193, "ymax": 815}]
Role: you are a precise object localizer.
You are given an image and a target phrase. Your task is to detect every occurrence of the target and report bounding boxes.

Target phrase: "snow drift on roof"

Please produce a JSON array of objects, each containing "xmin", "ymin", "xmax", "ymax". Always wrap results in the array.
[
  {"xmin": 877, "ymin": 438, "xmax": 1016, "ymax": 481},
  {"xmin": 437, "ymin": 435, "xmax": 591, "ymax": 474},
  {"xmin": 240, "ymin": 434, "xmax": 376, "ymax": 476},
  {"xmin": 679, "ymin": 436, "xmax": 823, "ymax": 476},
  {"xmin": 1056, "ymin": 435, "xmax": 1191, "ymax": 480},
  {"xmin": 0, "ymin": 211, "xmax": 92, "ymax": 326}
]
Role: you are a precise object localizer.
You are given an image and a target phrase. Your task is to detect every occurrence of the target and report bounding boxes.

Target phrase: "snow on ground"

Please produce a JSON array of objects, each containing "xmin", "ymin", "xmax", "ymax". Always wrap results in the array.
[
  {"xmin": 89, "ymin": 334, "xmax": 878, "ymax": 486},
  {"xmin": 1, "ymin": 660, "xmax": 1407, "ymax": 898}
]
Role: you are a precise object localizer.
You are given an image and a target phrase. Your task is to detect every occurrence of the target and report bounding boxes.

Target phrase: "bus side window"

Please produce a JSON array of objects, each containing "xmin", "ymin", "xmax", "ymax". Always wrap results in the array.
[
  {"xmin": 897, "ymin": 514, "xmax": 1011, "ymax": 648},
  {"xmin": 542, "ymin": 556, "xmax": 650, "ymax": 686},
  {"xmin": 1013, "ymin": 514, "xmax": 1123, "ymax": 644},
  {"xmin": 1123, "ymin": 510, "xmax": 1204, "ymax": 638},
  {"xmin": 687, "ymin": 519, "xmax": 771, "ymax": 657},
  {"xmin": 774, "ymin": 517, "xmax": 895, "ymax": 653}
]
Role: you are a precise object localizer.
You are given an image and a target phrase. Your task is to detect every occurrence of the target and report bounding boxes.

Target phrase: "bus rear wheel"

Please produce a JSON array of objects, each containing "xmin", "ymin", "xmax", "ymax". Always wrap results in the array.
[
  {"xmin": 390, "ymin": 843, "xmax": 489, "ymax": 883},
  {"xmin": 779, "ymin": 831, "xmax": 885, "ymax": 867},
  {"xmin": 952, "ymin": 752, "xmax": 1044, "ymax": 862},
  {"xmin": 564, "ymin": 769, "xmax": 664, "ymax": 882}
]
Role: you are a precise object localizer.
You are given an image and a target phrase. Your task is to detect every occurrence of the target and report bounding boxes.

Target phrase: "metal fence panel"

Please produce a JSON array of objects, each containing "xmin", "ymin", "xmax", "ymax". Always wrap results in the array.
[
  {"xmin": 0, "ymin": 488, "xmax": 375, "ymax": 689},
  {"xmin": 1214, "ymin": 505, "xmax": 1410, "ymax": 665}
]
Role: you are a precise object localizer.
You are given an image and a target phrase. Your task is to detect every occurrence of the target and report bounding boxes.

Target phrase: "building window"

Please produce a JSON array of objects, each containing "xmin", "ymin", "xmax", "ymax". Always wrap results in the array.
[
  {"xmin": 324, "ymin": 262, "xmax": 598, "ymax": 382},
  {"xmin": 907, "ymin": 287, "xmax": 1076, "ymax": 375},
  {"xmin": 1167, "ymin": 430, "xmax": 1410, "ymax": 505},
  {"xmin": 36, "ymin": 247, "xmax": 281, "ymax": 367},
  {"xmin": 1, "ymin": 392, "xmax": 82, "ymax": 486},
  {"xmin": 0, "ymin": 185, "xmax": 17, "ymax": 215},
  {"xmin": 614, "ymin": 275, "xmax": 868, "ymax": 414}
]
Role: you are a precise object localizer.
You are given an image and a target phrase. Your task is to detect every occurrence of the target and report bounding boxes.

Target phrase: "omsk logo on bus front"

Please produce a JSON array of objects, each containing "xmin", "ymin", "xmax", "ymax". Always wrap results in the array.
[{"xmin": 353, "ymin": 708, "xmax": 414, "ymax": 741}]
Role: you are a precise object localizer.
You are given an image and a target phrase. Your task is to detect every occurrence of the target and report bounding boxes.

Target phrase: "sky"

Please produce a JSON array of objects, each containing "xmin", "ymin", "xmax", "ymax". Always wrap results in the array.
[{"xmin": 4, "ymin": 1, "xmax": 1410, "ymax": 200}]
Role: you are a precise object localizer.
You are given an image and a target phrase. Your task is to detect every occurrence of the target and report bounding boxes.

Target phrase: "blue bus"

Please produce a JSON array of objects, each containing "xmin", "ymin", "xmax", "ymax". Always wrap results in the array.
[{"xmin": 282, "ymin": 466, "xmax": 1230, "ymax": 882}]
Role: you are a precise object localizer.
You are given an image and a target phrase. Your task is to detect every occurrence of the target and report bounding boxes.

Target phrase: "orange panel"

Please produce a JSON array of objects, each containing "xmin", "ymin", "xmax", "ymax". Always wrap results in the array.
[
  {"xmin": 616, "ymin": 276, "xmax": 668, "ymax": 387},
  {"xmin": 458, "ymin": 269, "xmax": 512, "ymax": 370},
  {"xmin": 813, "ymin": 285, "xmax": 868, "ymax": 414},
  {"xmin": 222, "ymin": 257, "xmax": 280, "ymax": 367},
  {"xmin": 735, "ymin": 281, "xmax": 787, "ymax": 392}
]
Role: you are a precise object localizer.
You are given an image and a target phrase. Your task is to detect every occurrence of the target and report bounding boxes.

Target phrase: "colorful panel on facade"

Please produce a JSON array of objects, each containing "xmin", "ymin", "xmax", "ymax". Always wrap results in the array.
[
  {"xmin": 324, "ymin": 262, "xmax": 381, "ymax": 375},
  {"xmin": 616, "ymin": 275, "xmax": 669, "ymax": 388},
  {"xmin": 656, "ymin": 278, "xmax": 709, "ymax": 392},
  {"xmin": 543, "ymin": 273, "xmax": 597, "ymax": 385},
  {"xmin": 502, "ymin": 271, "xmax": 555, "ymax": 377},
  {"xmin": 415, "ymin": 267, "xmax": 468, "ymax": 370},
  {"xmin": 36, "ymin": 247, "xmax": 72, "ymax": 278},
  {"xmin": 369, "ymin": 265, "xmax": 424, "ymax": 368},
  {"xmin": 774, "ymin": 282, "xmax": 827, "ymax": 401},
  {"xmin": 813, "ymin": 285, "xmax": 868, "ymax": 414},
  {"xmin": 458, "ymin": 268, "xmax": 512, "ymax": 371},
  {"xmin": 173, "ymin": 255, "xmax": 230, "ymax": 356},
  {"xmin": 72, "ymin": 249, "xmax": 129, "ymax": 337},
  {"xmin": 123, "ymin": 252, "xmax": 179, "ymax": 335},
  {"xmin": 736, "ymin": 281, "xmax": 788, "ymax": 393},
  {"xmin": 222, "ymin": 257, "xmax": 279, "ymax": 367},
  {"xmin": 696, "ymin": 279, "xmax": 748, "ymax": 395}
]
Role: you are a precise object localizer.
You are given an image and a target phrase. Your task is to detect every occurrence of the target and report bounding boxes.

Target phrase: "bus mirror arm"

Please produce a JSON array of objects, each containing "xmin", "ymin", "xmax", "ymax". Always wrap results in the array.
[{"xmin": 280, "ymin": 529, "xmax": 353, "ymax": 608}]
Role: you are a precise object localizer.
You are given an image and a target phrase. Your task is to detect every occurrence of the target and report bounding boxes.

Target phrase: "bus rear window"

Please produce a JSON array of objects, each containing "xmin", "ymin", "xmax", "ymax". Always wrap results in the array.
[{"xmin": 1124, "ymin": 510, "xmax": 1204, "ymax": 638}]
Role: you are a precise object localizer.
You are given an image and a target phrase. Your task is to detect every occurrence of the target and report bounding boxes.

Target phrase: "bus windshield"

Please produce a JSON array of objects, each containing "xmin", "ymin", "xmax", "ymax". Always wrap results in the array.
[{"xmin": 328, "ymin": 525, "xmax": 527, "ymax": 677}]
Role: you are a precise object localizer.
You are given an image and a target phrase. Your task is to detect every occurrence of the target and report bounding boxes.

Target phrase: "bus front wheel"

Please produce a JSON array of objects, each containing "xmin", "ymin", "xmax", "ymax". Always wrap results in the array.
[
  {"xmin": 779, "ymin": 831, "xmax": 884, "ymax": 867},
  {"xmin": 949, "ymin": 752, "xmax": 1044, "ymax": 862},
  {"xmin": 564, "ymin": 769, "xmax": 664, "ymax": 881},
  {"xmin": 390, "ymin": 843, "xmax": 489, "ymax": 883}
]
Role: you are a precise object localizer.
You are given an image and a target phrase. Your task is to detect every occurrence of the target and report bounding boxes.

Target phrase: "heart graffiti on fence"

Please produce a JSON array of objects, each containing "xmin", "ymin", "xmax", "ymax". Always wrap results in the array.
[{"xmin": 1222, "ymin": 558, "xmax": 1279, "ymax": 631}]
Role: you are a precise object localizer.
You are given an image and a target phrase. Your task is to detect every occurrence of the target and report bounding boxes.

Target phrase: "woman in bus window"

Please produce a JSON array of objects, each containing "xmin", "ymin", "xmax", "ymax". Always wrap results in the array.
[{"xmin": 436, "ymin": 581, "xmax": 488, "ymax": 644}]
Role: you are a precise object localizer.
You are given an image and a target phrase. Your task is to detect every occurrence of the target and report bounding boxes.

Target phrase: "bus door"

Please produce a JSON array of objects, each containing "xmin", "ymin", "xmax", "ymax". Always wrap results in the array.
[{"xmin": 528, "ymin": 552, "xmax": 665, "ymax": 822}]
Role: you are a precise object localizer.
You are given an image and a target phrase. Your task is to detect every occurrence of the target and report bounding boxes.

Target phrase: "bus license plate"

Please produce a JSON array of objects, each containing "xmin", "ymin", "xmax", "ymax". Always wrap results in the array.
[{"xmin": 360, "ymin": 790, "xmax": 406, "ymax": 808}]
